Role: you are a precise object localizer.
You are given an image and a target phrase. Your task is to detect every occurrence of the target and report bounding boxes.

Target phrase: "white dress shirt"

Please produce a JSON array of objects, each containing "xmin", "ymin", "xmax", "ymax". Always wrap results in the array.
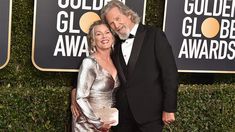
[{"xmin": 121, "ymin": 24, "xmax": 139, "ymax": 64}]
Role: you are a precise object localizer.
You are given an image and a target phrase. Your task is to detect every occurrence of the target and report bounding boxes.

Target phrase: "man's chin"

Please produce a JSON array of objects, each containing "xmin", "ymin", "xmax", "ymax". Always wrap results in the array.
[{"xmin": 117, "ymin": 33, "xmax": 129, "ymax": 40}]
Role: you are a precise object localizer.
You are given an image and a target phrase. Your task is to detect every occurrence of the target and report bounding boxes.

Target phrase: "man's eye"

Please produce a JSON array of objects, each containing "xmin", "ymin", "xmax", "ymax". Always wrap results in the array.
[{"xmin": 110, "ymin": 23, "xmax": 114, "ymax": 27}]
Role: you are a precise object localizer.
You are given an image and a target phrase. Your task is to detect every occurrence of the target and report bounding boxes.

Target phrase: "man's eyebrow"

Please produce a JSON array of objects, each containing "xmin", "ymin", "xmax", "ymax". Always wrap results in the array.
[{"xmin": 108, "ymin": 21, "xmax": 114, "ymax": 25}]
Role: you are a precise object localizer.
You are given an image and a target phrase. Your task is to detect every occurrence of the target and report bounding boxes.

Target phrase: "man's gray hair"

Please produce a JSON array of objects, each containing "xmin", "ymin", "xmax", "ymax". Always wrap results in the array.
[{"xmin": 100, "ymin": 0, "xmax": 140, "ymax": 24}]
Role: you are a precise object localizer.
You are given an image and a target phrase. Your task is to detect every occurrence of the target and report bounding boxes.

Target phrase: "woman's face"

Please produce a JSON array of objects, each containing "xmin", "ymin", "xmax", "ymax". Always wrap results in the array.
[{"xmin": 92, "ymin": 24, "xmax": 114, "ymax": 52}]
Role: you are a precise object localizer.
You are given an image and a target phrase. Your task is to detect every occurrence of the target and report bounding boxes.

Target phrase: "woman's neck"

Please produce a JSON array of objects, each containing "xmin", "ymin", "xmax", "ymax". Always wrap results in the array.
[{"xmin": 95, "ymin": 50, "xmax": 111, "ymax": 62}]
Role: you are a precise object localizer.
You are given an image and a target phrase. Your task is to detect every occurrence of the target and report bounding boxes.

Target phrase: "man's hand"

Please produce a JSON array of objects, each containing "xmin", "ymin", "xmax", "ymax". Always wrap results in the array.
[
  {"xmin": 162, "ymin": 111, "xmax": 175, "ymax": 125},
  {"xmin": 71, "ymin": 88, "xmax": 80, "ymax": 120},
  {"xmin": 71, "ymin": 101, "xmax": 80, "ymax": 120}
]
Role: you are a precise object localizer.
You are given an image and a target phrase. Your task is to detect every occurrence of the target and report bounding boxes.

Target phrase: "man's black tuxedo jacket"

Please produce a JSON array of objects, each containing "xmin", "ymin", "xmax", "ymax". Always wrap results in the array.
[{"xmin": 112, "ymin": 24, "xmax": 179, "ymax": 124}]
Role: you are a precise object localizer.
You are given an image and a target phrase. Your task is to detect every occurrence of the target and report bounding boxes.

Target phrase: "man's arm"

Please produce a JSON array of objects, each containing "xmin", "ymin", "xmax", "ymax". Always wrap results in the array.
[
  {"xmin": 71, "ymin": 88, "xmax": 80, "ymax": 119},
  {"xmin": 154, "ymin": 28, "xmax": 178, "ymax": 124},
  {"xmin": 154, "ymin": 28, "xmax": 179, "ymax": 112}
]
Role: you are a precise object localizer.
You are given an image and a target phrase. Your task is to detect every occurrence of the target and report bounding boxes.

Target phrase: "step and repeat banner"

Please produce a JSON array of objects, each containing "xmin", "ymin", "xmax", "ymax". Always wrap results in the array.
[
  {"xmin": 32, "ymin": 0, "xmax": 147, "ymax": 72},
  {"xmin": 0, "ymin": 0, "xmax": 12, "ymax": 69},
  {"xmin": 164, "ymin": 0, "xmax": 235, "ymax": 73}
]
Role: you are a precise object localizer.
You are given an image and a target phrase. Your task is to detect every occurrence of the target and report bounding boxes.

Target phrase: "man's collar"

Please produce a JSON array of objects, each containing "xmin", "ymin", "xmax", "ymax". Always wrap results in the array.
[{"xmin": 130, "ymin": 23, "xmax": 139, "ymax": 36}]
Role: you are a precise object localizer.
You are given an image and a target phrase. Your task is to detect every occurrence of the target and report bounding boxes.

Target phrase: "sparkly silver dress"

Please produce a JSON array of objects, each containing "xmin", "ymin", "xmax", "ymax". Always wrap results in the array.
[{"xmin": 73, "ymin": 56, "xmax": 120, "ymax": 132}]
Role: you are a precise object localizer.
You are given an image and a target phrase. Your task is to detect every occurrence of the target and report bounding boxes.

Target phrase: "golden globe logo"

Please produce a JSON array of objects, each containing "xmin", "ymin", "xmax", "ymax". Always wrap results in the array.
[
  {"xmin": 32, "ymin": 0, "xmax": 145, "ymax": 71},
  {"xmin": 79, "ymin": 12, "xmax": 100, "ymax": 33},
  {"xmin": 178, "ymin": 0, "xmax": 235, "ymax": 60},
  {"xmin": 53, "ymin": 0, "xmax": 125, "ymax": 57}
]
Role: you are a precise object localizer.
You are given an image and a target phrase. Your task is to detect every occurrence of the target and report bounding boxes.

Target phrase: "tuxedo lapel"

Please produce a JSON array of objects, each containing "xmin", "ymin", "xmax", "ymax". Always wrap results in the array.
[
  {"xmin": 114, "ymin": 41, "xmax": 127, "ymax": 83},
  {"xmin": 127, "ymin": 24, "xmax": 146, "ymax": 80}
]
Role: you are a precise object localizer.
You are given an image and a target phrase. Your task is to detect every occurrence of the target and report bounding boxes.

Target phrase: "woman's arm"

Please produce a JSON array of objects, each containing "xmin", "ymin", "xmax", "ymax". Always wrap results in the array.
[{"xmin": 76, "ymin": 58, "xmax": 103, "ymax": 129}]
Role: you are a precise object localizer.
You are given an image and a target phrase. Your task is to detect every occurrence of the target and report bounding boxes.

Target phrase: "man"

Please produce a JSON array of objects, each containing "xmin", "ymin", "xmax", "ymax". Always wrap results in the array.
[{"xmin": 100, "ymin": 0, "xmax": 179, "ymax": 131}]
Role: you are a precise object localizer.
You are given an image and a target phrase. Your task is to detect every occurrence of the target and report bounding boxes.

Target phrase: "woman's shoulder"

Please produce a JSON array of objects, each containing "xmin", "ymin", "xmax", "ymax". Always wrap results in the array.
[{"xmin": 81, "ymin": 56, "xmax": 97, "ymax": 67}]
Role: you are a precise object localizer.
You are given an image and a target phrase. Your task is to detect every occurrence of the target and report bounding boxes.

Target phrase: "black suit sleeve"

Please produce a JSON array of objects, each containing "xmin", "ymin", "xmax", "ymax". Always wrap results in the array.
[
  {"xmin": 71, "ymin": 72, "xmax": 78, "ymax": 89},
  {"xmin": 154, "ymin": 28, "xmax": 179, "ymax": 112}
]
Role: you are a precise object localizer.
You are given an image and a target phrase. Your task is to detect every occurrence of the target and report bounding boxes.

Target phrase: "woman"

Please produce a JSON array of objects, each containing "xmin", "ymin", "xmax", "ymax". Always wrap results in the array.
[{"xmin": 72, "ymin": 20, "xmax": 119, "ymax": 132}]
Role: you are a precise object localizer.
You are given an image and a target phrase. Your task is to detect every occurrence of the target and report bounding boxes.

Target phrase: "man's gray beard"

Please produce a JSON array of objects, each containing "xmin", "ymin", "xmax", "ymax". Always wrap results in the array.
[
  {"xmin": 116, "ymin": 26, "xmax": 131, "ymax": 40},
  {"xmin": 118, "ymin": 32, "xmax": 130, "ymax": 40}
]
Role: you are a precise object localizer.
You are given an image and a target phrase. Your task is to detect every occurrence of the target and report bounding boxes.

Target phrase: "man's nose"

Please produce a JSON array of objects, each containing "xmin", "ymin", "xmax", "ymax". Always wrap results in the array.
[{"xmin": 113, "ymin": 21, "xmax": 119, "ymax": 30}]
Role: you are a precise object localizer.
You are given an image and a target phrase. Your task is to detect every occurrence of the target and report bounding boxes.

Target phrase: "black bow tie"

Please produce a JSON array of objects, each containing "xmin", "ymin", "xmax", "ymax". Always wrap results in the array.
[
  {"xmin": 119, "ymin": 34, "xmax": 135, "ymax": 43},
  {"xmin": 128, "ymin": 34, "xmax": 135, "ymax": 39}
]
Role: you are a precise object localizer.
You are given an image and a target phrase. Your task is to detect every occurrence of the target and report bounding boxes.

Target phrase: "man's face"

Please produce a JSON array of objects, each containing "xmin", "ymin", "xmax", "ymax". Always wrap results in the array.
[{"xmin": 105, "ymin": 7, "xmax": 134, "ymax": 40}]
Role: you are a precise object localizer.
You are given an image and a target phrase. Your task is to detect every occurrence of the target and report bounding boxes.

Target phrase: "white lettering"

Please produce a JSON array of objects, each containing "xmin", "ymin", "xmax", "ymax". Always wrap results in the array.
[
  {"xmin": 70, "ymin": 0, "xmax": 81, "ymax": 9},
  {"xmin": 58, "ymin": 0, "xmax": 69, "ymax": 8},
  {"xmin": 229, "ymin": 20, "xmax": 235, "ymax": 39},
  {"xmin": 195, "ymin": 0, "xmax": 204, "ymax": 15},
  {"xmin": 57, "ymin": 11, "xmax": 69, "ymax": 33},
  {"xmin": 222, "ymin": 0, "xmax": 231, "ymax": 17},
  {"xmin": 209, "ymin": 40, "xmax": 219, "ymax": 59},
  {"xmin": 78, "ymin": 37, "xmax": 89, "ymax": 56},
  {"xmin": 227, "ymin": 41, "xmax": 235, "ymax": 60},
  {"xmin": 213, "ymin": 0, "xmax": 223, "ymax": 16},
  {"xmin": 184, "ymin": 0, "xmax": 194, "ymax": 15},
  {"xmin": 192, "ymin": 17, "xmax": 201, "ymax": 37},
  {"xmin": 53, "ymin": 35, "xmax": 89, "ymax": 57},
  {"xmin": 178, "ymin": 39, "xmax": 235, "ymax": 60},
  {"xmin": 220, "ymin": 19, "xmax": 230, "ymax": 39},
  {"xmin": 198, "ymin": 40, "xmax": 208, "ymax": 59},
  {"xmin": 178, "ymin": 39, "xmax": 189, "ymax": 58},
  {"xmin": 188, "ymin": 39, "xmax": 201, "ymax": 58},
  {"xmin": 93, "ymin": 0, "xmax": 104, "ymax": 10},
  {"xmin": 69, "ymin": 12, "xmax": 80, "ymax": 33},
  {"xmin": 54, "ymin": 35, "xmax": 66, "ymax": 56},
  {"xmin": 182, "ymin": 17, "xmax": 192, "ymax": 37},
  {"xmin": 218, "ymin": 40, "xmax": 227, "ymax": 59}
]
